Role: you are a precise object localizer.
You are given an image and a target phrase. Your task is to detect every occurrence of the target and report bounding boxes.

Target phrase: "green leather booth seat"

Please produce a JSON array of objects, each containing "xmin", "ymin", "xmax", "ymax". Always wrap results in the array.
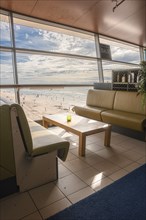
[
  {"xmin": 73, "ymin": 105, "xmax": 105, "ymax": 121},
  {"xmin": 0, "ymin": 101, "xmax": 15, "ymax": 181},
  {"xmin": 0, "ymin": 99, "xmax": 69, "ymax": 190},
  {"xmin": 101, "ymin": 110, "xmax": 146, "ymax": 131},
  {"xmin": 73, "ymin": 89, "xmax": 146, "ymax": 132}
]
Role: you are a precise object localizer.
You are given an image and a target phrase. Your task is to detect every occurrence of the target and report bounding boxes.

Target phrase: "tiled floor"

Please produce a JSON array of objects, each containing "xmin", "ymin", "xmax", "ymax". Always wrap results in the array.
[{"xmin": 0, "ymin": 128, "xmax": 146, "ymax": 220}]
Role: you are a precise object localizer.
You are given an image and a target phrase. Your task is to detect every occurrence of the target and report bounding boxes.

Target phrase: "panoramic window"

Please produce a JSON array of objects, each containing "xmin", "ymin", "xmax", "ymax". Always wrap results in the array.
[
  {"xmin": 0, "ymin": 10, "xmax": 143, "ymax": 119},
  {"xmin": 0, "ymin": 13, "xmax": 12, "ymax": 47},
  {"xmin": 16, "ymin": 53, "xmax": 99, "ymax": 84},
  {"xmin": 99, "ymin": 37, "xmax": 140, "ymax": 64},
  {"xmin": 0, "ymin": 50, "xmax": 14, "ymax": 84},
  {"xmin": 13, "ymin": 17, "xmax": 96, "ymax": 57}
]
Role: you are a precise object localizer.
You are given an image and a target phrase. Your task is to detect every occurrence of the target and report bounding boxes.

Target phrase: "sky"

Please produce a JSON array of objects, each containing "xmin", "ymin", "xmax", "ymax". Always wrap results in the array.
[{"xmin": 0, "ymin": 14, "xmax": 141, "ymax": 85}]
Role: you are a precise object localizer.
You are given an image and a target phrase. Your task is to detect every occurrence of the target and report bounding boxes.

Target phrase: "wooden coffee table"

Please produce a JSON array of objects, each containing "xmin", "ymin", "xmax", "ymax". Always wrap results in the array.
[{"xmin": 42, "ymin": 113, "xmax": 112, "ymax": 157}]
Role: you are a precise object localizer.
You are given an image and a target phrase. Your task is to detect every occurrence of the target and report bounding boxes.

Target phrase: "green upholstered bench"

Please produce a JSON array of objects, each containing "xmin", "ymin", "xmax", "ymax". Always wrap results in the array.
[
  {"xmin": 0, "ymin": 99, "xmax": 69, "ymax": 192},
  {"xmin": 73, "ymin": 89, "xmax": 146, "ymax": 133}
]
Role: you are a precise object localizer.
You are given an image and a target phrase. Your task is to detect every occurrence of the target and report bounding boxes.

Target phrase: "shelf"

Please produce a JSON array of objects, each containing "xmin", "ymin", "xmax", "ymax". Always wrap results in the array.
[
  {"xmin": 112, "ymin": 69, "xmax": 139, "ymax": 91},
  {"xmin": 113, "ymin": 82, "xmax": 128, "ymax": 84}
]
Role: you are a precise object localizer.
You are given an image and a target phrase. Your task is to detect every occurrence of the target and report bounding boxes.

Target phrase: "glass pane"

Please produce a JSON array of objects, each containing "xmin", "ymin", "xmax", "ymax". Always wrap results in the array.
[
  {"xmin": 0, "ymin": 89, "xmax": 16, "ymax": 102},
  {"xmin": 144, "ymin": 49, "xmax": 146, "ymax": 61},
  {"xmin": 100, "ymin": 37, "xmax": 140, "ymax": 64},
  {"xmin": 19, "ymin": 87, "xmax": 90, "ymax": 120},
  {"xmin": 0, "ymin": 13, "xmax": 12, "ymax": 47},
  {"xmin": 16, "ymin": 53, "xmax": 99, "ymax": 84},
  {"xmin": 102, "ymin": 61, "xmax": 139, "ymax": 83},
  {"xmin": 13, "ymin": 17, "xmax": 96, "ymax": 57},
  {"xmin": 0, "ymin": 51, "xmax": 14, "ymax": 84}
]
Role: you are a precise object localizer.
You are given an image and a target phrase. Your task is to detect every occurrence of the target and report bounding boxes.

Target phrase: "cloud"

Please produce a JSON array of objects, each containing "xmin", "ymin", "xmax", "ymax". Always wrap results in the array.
[
  {"xmin": 100, "ymin": 38, "xmax": 140, "ymax": 64},
  {"xmin": 0, "ymin": 21, "xmax": 11, "ymax": 45},
  {"xmin": 16, "ymin": 53, "xmax": 98, "ymax": 84},
  {"xmin": 14, "ymin": 25, "xmax": 96, "ymax": 57},
  {"xmin": 0, "ymin": 17, "xmax": 140, "ymax": 85}
]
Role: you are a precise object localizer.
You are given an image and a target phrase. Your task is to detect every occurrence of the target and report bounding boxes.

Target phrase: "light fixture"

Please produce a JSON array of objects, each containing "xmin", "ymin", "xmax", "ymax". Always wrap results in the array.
[{"xmin": 112, "ymin": 0, "xmax": 126, "ymax": 12}]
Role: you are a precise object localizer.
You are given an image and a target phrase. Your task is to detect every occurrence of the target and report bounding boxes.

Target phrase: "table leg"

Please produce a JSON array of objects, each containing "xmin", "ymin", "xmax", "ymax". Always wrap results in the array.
[
  {"xmin": 79, "ymin": 133, "xmax": 86, "ymax": 156},
  {"xmin": 104, "ymin": 125, "xmax": 112, "ymax": 147},
  {"xmin": 43, "ymin": 119, "xmax": 49, "ymax": 128}
]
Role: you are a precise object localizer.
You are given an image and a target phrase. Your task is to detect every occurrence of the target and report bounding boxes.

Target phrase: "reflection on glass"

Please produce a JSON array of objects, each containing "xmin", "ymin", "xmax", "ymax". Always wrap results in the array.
[
  {"xmin": 102, "ymin": 61, "xmax": 139, "ymax": 83},
  {"xmin": 100, "ymin": 37, "xmax": 140, "ymax": 64},
  {"xmin": 19, "ymin": 87, "xmax": 90, "ymax": 120},
  {"xmin": 0, "ymin": 89, "xmax": 16, "ymax": 102},
  {"xmin": 13, "ymin": 17, "xmax": 96, "ymax": 57},
  {"xmin": 0, "ymin": 51, "xmax": 14, "ymax": 84},
  {"xmin": 0, "ymin": 14, "xmax": 12, "ymax": 47},
  {"xmin": 16, "ymin": 53, "xmax": 99, "ymax": 84}
]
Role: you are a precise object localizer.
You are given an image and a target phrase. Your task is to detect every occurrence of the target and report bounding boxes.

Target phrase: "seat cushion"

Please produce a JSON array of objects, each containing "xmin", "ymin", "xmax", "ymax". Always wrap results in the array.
[
  {"xmin": 73, "ymin": 105, "xmax": 106, "ymax": 121},
  {"xmin": 28, "ymin": 120, "xmax": 69, "ymax": 161},
  {"xmin": 101, "ymin": 110, "xmax": 146, "ymax": 131}
]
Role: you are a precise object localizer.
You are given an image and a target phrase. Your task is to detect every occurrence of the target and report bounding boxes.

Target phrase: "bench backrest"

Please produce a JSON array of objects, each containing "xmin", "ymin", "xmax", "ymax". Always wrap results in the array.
[
  {"xmin": 86, "ymin": 89, "xmax": 116, "ymax": 109},
  {"xmin": 11, "ymin": 104, "xmax": 33, "ymax": 156},
  {"xmin": 86, "ymin": 89, "xmax": 146, "ymax": 115},
  {"xmin": 0, "ymin": 103, "xmax": 15, "ymax": 179},
  {"xmin": 0, "ymin": 102, "xmax": 33, "ymax": 180},
  {"xmin": 114, "ymin": 91, "xmax": 146, "ymax": 115}
]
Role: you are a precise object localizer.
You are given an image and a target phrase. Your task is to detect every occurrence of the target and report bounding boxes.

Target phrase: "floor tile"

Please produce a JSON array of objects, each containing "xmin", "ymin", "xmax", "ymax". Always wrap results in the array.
[
  {"xmin": 21, "ymin": 211, "xmax": 42, "ymax": 220},
  {"xmin": 69, "ymin": 142, "xmax": 78, "ymax": 150},
  {"xmin": 58, "ymin": 164, "xmax": 72, "ymax": 179},
  {"xmin": 65, "ymin": 152, "xmax": 78, "ymax": 161},
  {"xmin": 111, "ymin": 134, "xmax": 129, "ymax": 145},
  {"xmin": 108, "ymin": 144, "xmax": 128, "ymax": 153},
  {"xmin": 132, "ymin": 144, "xmax": 146, "ymax": 155},
  {"xmin": 75, "ymin": 167, "xmax": 105, "ymax": 185},
  {"xmin": 70, "ymin": 148, "xmax": 94, "ymax": 157},
  {"xmin": 95, "ymin": 148, "xmax": 118, "ymax": 159},
  {"xmin": 0, "ymin": 193, "xmax": 36, "ymax": 220},
  {"xmin": 124, "ymin": 162, "xmax": 142, "ymax": 172},
  {"xmin": 107, "ymin": 155, "xmax": 133, "ymax": 168},
  {"xmin": 80, "ymin": 154, "xmax": 105, "ymax": 166},
  {"xmin": 137, "ymin": 157, "xmax": 146, "ymax": 164},
  {"xmin": 86, "ymin": 137, "xmax": 104, "ymax": 146},
  {"xmin": 63, "ymin": 158, "xmax": 90, "ymax": 172},
  {"xmin": 92, "ymin": 160, "xmax": 121, "ymax": 176},
  {"xmin": 118, "ymin": 138, "xmax": 144, "ymax": 151},
  {"xmin": 67, "ymin": 187, "xmax": 94, "ymax": 204},
  {"xmin": 91, "ymin": 177, "xmax": 113, "ymax": 191},
  {"xmin": 55, "ymin": 173, "xmax": 87, "ymax": 196},
  {"xmin": 109, "ymin": 169, "xmax": 128, "ymax": 181},
  {"xmin": 86, "ymin": 143, "xmax": 105, "ymax": 152},
  {"xmin": 29, "ymin": 182, "xmax": 65, "ymax": 209},
  {"xmin": 40, "ymin": 198, "xmax": 71, "ymax": 219},
  {"xmin": 121, "ymin": 150, "xmax": 143, "ymax": 161}
]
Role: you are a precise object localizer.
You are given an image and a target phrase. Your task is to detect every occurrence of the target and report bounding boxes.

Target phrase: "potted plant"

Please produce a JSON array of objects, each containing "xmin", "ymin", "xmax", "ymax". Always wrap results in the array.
[{"xmin": 137, "ymin": 61, "xmax": 146, "ymax": 107}]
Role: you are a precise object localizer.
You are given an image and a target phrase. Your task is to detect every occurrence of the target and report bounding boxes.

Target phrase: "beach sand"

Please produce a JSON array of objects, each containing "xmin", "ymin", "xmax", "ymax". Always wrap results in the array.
[{"xmin": 1, "ymin": 87, "xmax": 89, "ymax": 120}]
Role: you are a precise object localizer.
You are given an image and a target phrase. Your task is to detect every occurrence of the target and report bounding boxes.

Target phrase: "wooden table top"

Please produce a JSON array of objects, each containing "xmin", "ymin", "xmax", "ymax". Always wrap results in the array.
[{"xmin": 43, "ymin": 113, "xmax": 110, "ymax": 135}]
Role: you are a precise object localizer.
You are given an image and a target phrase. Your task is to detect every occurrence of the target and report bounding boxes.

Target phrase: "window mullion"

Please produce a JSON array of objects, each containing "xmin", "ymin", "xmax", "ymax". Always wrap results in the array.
[
  {"xmin": 95, "ymin": 34, "xmax": 104, "ymax": 82},
  {"xmin": 9, "ymin": 12, "xmax": 20, "ymax": 103}
]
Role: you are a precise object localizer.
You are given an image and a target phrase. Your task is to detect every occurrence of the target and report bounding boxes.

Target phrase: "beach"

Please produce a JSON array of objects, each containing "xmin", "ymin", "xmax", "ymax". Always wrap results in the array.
[{"xmin": 1, "ymin": 87, "xmax": 90, "ymax": 120}]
